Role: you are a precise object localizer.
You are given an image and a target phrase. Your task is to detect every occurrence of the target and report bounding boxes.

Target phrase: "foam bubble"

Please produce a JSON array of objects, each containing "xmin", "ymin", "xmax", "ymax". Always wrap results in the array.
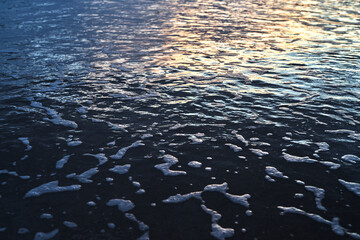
[
  {"xmin": 225, "ymin": 143, "xmax": 242, "ymax": 152},
  {"xmin": 155, "ymin": 154, "xmax": 187, "ymax": 176},
  {"xmin": 225, "ymin": 193, "xmax": 250, "ymax": 207},
  {"xmin": 110, "ymin": 141, "xmax": 144, "ymax": 160},
  {"xmin": 305, "ymin": 185, "xmax": 326, "ymax": 211},
  {"xmin": 188, "ymin": 161, "xmax": 202, "ymax": 168},
  {"xmin": 67, "ymin": 140, "xmax": 82, "ymax": 147},
  {"xmin": 341, "ymin": 155, "xmax": 360, "ymax": 163},
  {"xmin": 235, "ymin": 133, "xmax": 248, "ymax": 146},
  {"xmin": 109, "ymin": 164, "xmax": 131, "ymax": 175},
  {"xmin": 83, "ymin": 153, "xmax": 108, "ymax": 166},
  {"xmin": 106, "ymin": 199, "xmax": 135, "ymax": 212},
  {"xmin": 18, "ymin": 137, "xmax": 32, "ymax": 151},
  {"xmin": 283, "ymin": 153, "xmax": 317, "ymax": 163},
  {"xmin": 250, "ymin": 149, "xmax": 269, "ymax": 156},
  {"xmin": 265, "ymin": 166, "xmax": 288, "ymax": 179},
  {"xmin": 56, "ymin": 155, "xmax": 72, "ymax": 169},
  {"xmin": 25, "ymin": 181, "xmax": 81, "ymax": 198},
  {"xmin": 63, "ymin": 221, "xmax": 78, "ymax": 228},
  {"xmin": 68, "ymin": 167, "xmax": 99, "ymax": 183},
  {"xmin": 33, "ymin": 229, "xmax": 59, "ymax": 240},
  {"xmin": 338, "ymin": 179, "xmax": 360, "ymax": 197},
  {"xmin": 125, "ymin": 213, "xmax": 149, "ymax": 231},
  {"xmin": 40, "ymin": 213, "xmax": 53, "ymax": 219},
  {"xmin": 163, "ymin": 192, "xmax": 202, "ymax": 203}
]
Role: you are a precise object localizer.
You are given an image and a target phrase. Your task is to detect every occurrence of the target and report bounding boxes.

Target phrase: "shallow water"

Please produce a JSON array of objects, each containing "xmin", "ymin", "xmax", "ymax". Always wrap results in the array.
[{"xmin": 0, "ymin": 0, "xmax": 360, "ymax": 239}]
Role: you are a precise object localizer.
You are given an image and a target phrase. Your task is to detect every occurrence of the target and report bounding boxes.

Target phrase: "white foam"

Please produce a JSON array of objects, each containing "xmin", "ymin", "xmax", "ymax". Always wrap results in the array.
[
  {"xmin": 294, "ymin": 193, "xmax": 304, "ymax": 198},
  {"xmin": 338, "ymin": 179, "xmax": 360, "ymax": 197},
  {"xmin": 109, "ymin": 164, "xmax": 131, "ymax": 174},
  {"xmin": 278, "ymin": 206, "xmax": 330, "ymax": 224},
  {"xmin": 277, "ymin": 206, "xmax": 356, "ymax": 237},
  {"xmin": 69, "ymin": 167, "xmax": 99, "ymax": 183},
  {"xmin": 137, "ymin": 231, "xmax": 149, "ymax": 240},
  {"xmin": 211, "ymin": 223, "xmax": 235, "ymax": 240},
  {"xmin": 125, "ymin": 213, "xmax": 149, "ymax": 231},
  {"xmin": 169, "ymin": 123, "xmax": 186, "ymax": 130},
  {"xmin": 91, "ymin": 118, "xmax": 128, "ymax": 132},
  {"xmin": 252, "ymin": 141, "xmax": 271, "ymax": 147},
  {"xmin": 283, "ymin": 153, "xmax": 317, "ymax": 163},
  {"xmin": 331, "ymin": 217, "xmax": 345, "ymax": 236},
  {"xmin": 107, "ymin": 223, "xmax": 115, "ymax": 229},
  {"xmin": 265, "ymin": 166, "xmax": 288, "ymax": 179},
  {"xmin": 25, "ymin": 181, "xmax": 81, "ymax": 198},
  {"xmin": 201, "ymin": 204, "xmax": 234, "ymax": 240},
  {"xmin": 348, "ymin": 133, "xmax": 360, "ymax": 141},
  {"xmin": 0, "ymin": 227, "xmax": 6, "ymax": 232},
  {"xmin": 250, "ymin": 149, "xmax": 269, "ymax": 156},
  {"xmin": 319, "ymin": 161, "xmax": 340, "ymax": 169},
  {"xmin": 295, "ymin": 180, "xmax": 305, "ymax": 185},
  {"xmin": 141, "ymin": 134, "xmax": 153, "ymax": 140},
  {"xmin": 245, "ymin": 210, "xmax": 253, "ymax": 216},
  {"xmin": 136, "ymin": 189, "xmax": 146, "ymax": 194},
  {"xmin": 67, "ymin": 141, "xmax": 82, "ymax": 147},
  {"xmin": 63, "ymin": 221, "xmax": 77, "ymax": 228},
  {"xmin": 0, "ymin": 169, "xmax": 18, "ymax": 177},
  {"xmin": 201, "ymin": 204, "xmax": 222, "ymax": 222},
  {"xmin": 305, "ymin": 185, "xmax": 326, "ymax": 211},
  {"xmin": 132, "ymin": 181, "xmax": 141, "ymax": 188},
  {"xmin": 106, "ymin": 199, "xmax": 135, "ymax": 212},
  {"xmin": 265, "ymin": 175, "xmax": 275, "ymax": 182},
  {"xmin": 76, "ymin": 106, "xmax": 88, "ymax": 114},
  {"xmin": 18, "ymin": 137, "xmax": 32, "ymax": 151},
  {"xmin": 315, "ymin": 142, "xmax": 329, "ymax": 153},
  {"xmin": 83, "ymin": 153, "xmax": 108, "ymax": 166},
  {"xmin": 225, "ymin": 143, "xmax": 242, "ymax": 152},
  {"xmin": 189, "ymin": 135, "xmax": 203, "ymax": 144},
  {"xmin": 224, "ymin": 193, "xmax": 250, "ymax": 207},
  {"xmin": 31, "ymin": 101, "xmax": 78, "ymax": 129},
  {"xmin": 110, "ymin": 141, "xmax": 144, "ymax": 160},
  {"xmin": 56, "ymin": 155, "xmax": 72, "ymax": 169},
  {"xmin": 163, "ymin": 191, "xmax": 202, "ymax": 203},
  {"xmin": 33, "ymin": 229, "xmax": 59, "ymax": 240},
  {"xmin": 188, "ymin": 161, "xmax": 202, "ymax": 168},
  {"xmin": 106, "ymin": 122, "xmax": 128, "ymax": 132},
  {"xmin": 155, "ymin": 154, "xmax": 187, "ymax": 176},
  {"xmin": 45, "ymin": 117, "xmax": 78, "ymax": 129},
  {"xmin": 235, "ymin": 133, "xmax": 248, "ymax": 146},
  {"xmin": 204, "ymin": 183, "xmax": 228, "ymax": 193},
  {"xmin": 325, "ymin": 129, "xmax": 355, "ymax": 134},
  {"xmin": 40, "ymin": 213, "xmax": 53, "ymax": 219},
  {"xmin": 341, "ymin": 155, "xmax": 360, "ymax": 163},
  {"xmin": 87, "ymin": 201, "xmax": 96, "ymax": 206}
]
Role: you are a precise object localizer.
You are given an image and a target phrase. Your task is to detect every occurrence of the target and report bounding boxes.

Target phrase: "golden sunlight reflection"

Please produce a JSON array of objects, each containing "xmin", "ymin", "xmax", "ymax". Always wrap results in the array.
[{"xmin": 144, "ymin": 0, "xmax": 358, "ymax": 85}]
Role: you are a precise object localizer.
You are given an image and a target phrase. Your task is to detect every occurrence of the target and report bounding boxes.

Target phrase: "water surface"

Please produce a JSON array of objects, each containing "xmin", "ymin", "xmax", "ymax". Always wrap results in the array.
[{"xmin": 0, "ymin": 0, "xmax": 360, "ymax": 239}]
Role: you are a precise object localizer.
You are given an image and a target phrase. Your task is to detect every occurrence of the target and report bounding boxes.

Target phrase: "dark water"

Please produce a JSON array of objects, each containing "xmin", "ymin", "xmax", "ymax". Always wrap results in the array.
[{"xmin": 0, "ymin": 0, "xmax": 360, "ymax": 239}]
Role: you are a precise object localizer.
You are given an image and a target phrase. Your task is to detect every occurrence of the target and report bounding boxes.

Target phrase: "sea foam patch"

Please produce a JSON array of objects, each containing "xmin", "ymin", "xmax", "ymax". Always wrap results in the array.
[
  {"xmin": 155, "ymin": 154, "xmax": 187, "ymax": 176},
  {"xmin": 24, "ymin": 181, "xmax": 81, "ymax": 198},
  {"xmin": 110, "ymin": 141, "xmax": 144, "ymax": 160}
]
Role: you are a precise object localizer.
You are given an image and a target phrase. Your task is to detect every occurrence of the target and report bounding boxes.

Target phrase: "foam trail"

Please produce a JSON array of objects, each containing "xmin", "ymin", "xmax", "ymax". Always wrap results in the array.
[{"xmin": 24, "ymin": 181, "xmax": 81, "ymax": 198}]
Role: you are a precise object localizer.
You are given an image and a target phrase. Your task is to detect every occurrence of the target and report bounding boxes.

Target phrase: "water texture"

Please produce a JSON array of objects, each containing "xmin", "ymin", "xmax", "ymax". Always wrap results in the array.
[{"xmin": 0, "ymin": 0, "xmax": 359, "ymax": 239}]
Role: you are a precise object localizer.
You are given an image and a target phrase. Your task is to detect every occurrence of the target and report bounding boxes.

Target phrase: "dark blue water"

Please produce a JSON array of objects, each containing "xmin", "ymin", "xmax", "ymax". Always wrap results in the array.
[{"xmin": 1, "ymin": 0, "xmax": 360, "ymax": 239}]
